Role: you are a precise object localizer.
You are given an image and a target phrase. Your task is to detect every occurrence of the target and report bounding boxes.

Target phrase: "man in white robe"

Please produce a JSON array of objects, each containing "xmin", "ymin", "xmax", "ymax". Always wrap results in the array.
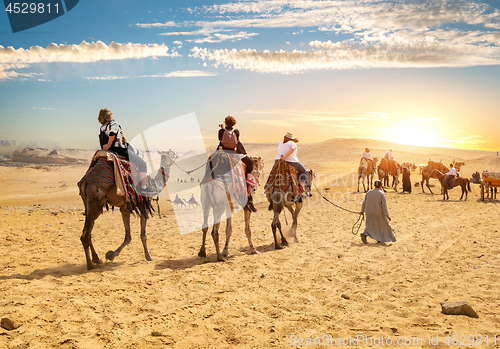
[{"xmin": 359, "ymin": 180, "xmax": 396, "ymax": 244}]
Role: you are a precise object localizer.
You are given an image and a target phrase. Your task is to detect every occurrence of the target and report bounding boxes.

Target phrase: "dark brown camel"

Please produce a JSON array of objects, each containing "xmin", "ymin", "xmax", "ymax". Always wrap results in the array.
[
  {"xmin": 266, "ymin": 167, "xmax": 315, "ymax": 250},
  {"xmin": 78, "ymin": 150, "xmax": 178, "ymax": 270},
  {"xmin": 431, "ymin": 169, "xmax": 471, "ymax": 200},
  {"xmin": 198, "ymin": 155, "xmax": 264, "ymax": 261}
]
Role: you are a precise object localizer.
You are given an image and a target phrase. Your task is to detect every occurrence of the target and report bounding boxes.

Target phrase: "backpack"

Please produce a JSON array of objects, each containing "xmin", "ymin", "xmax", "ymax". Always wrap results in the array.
[{"xmin": 221, "ymin": 129, "xmax": 238, "ymax": 151}]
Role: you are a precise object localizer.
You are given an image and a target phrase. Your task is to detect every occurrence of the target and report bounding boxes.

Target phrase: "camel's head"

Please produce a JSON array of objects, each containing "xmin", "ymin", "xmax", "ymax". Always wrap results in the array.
[
  {"xmin": 158, "ymin": 149, "xmax": 179, "ymax": 168},
  {"xmin": 304, "ymin": 169, "xmax": 316, "ymax": 194}
]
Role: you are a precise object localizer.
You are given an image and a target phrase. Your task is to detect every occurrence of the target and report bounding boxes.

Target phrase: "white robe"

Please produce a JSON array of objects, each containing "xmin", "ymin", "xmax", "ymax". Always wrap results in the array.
[{"xmin": 361, "ymin": 188, "xmax": 396, "ymax": 243}]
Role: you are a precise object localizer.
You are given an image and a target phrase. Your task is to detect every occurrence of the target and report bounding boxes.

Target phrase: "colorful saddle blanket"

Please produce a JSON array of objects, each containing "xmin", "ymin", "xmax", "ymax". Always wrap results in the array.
[
  {"xmin": 265, "ymin": 161, "xmax": 301, "ymax": 196},
  {"xmin": 78, "ymin": 150, "xmax": 153, "ymax": 217},
  {"xmin": 201, "ymin": 150, "xmax": 247, "ymax": 196}
]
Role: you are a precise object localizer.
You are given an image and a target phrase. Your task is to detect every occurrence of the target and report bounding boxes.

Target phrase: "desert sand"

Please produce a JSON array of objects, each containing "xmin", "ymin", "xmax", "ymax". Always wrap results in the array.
[{"xmin": 1, "ymin": 139, "xmax": 500, "ymax": 349}]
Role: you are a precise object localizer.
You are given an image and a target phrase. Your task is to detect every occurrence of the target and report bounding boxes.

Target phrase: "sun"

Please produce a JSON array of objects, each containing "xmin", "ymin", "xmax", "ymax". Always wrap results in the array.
[{"xmin": 388, "ymin": 125, "xmax": 444, "ymax": 148}]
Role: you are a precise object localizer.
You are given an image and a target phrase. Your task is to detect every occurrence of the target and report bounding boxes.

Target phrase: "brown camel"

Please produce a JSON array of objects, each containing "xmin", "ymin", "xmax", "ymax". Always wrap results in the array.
[
  {"xmin": 357, "ymin": 157, "xmax": 378, "ymax": 192},
  {"xmin": 198, "ymin": 155, "xmax": 264, "ymax": 261},
  {"xmin": 266, "ymin": 167, "xmax": 315, "ymax": 250},
  {"xmin": 431, "ymin": 169, "xmax": 471, "ymax": 200},
  {"xmin": 378, "ymin": 158, "xmax": 401, "ymax": 191},
  {"xmin": 78, "ymin": 150, "xmax": 178, "ymax": 270}
]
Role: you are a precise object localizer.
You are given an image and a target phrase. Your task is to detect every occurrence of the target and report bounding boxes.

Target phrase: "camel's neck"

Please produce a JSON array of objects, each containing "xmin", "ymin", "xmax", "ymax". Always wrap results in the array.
[{"xmin": 153, "ymin": 162, "xmax": 173, "ymax": 191}]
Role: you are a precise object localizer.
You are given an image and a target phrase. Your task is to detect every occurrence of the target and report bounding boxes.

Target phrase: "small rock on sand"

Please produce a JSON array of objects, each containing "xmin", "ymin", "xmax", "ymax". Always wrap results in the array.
[
  {"xmin": 440, "ymin": 301, "xmax": 479, "ymax": 318},
  {"xmin": 341, "ymin": 293, "xmax": 350, "ymax": 300},
  {"xmin": 1, "ymin": 317, "xmax": 21, "ymax": 330}
]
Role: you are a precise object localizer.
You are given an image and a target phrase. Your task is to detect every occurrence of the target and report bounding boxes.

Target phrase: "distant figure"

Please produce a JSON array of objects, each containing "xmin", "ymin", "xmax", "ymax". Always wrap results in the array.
[
  {"xmin": 384, "ymin": 148, "xmax": 393, "ymax": 160},
  {"xmin": 359, "ymin": 180, "xmax": 396, "ymax": 244},
  {"xmin": 402, "ymin": 167, "xmax": 412, "ymax": 193}
]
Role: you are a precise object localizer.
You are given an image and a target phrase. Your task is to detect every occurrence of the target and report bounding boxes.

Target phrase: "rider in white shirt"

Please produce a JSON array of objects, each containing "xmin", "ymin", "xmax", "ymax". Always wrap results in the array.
[{"xmin": 445, "ymin": 164, "xmax": 457, "ymax": 188}]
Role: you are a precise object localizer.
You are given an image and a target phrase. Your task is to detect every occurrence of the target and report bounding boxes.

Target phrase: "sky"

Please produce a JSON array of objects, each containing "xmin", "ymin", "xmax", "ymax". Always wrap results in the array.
[{"xmin": 1, "ymin": 0, "xmax": 500, "ymax": 152}]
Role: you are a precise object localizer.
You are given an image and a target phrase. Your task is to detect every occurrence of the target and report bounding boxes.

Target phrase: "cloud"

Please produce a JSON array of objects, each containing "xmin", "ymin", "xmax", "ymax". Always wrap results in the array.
[
  {"xmin": 137, "ymin": 70, "xmax": 217, "ymax": 77},
  {"xmin": 413, "ymin": 118, "xmax": 438, "ymax": 122},
  {"xmin": 135, "ymin": 21, "xmax": 180, "ymax": 28},
  {"xmin": 190, "ymin": 34, "xmax": 500, "ymax": 73},
  {"xmin": 135, "ymin": 0, "xmax": 500, "ymax": 73},
  {"xmin": 86, "ymin": 70, "xmax": 216, "ymax": 80},
  {"xmin": 245, "ymin": 109, "xmax": 375, "ymax": 127},
  {"xmin": 160, "ymin": 28, "xmax": 259, "ymax": 43},
  {"xmin": 0, "ymin": 41, "xmax": 174, "ymax": 80}
]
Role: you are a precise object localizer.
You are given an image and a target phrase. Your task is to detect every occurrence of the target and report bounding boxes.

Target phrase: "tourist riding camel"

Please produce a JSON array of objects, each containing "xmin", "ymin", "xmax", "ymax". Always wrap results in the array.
[
  {"xmin": 217, "ymin": 116, "xmax": 258, "ymax": 211},
  {"xmin": 384, "ymin": 148, "xmax": 393, "ymax": 160},
  {"xmin": 98, "ymin": 108, "xmax": 155, "ymax": 196},
  {"xmin": 362, "ymin": 148, "xmax": 376, "ymax": 166},
  {"xmin": 275, "ymin": 132, "xmax": 310, "ymax": 202}
]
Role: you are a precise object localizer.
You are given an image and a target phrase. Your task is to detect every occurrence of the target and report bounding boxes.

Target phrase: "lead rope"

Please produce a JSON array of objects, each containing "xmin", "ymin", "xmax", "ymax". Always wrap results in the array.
[{"xmin": 311, "ymin": 180, "xmax": 365, "ymax": 235}]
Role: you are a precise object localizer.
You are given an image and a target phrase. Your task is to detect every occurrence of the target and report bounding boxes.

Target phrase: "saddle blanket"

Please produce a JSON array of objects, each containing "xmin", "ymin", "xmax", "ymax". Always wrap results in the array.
[{"xmin": 265, "ymin": 161, "xmax": 301, "ymax": 196}]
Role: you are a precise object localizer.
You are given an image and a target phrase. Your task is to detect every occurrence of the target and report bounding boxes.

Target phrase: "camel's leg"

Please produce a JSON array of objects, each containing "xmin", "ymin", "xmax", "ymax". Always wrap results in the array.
[
  {"xmin": 212, "ymin": 203, "xmax": 226, "ymax": 262},
  {"xmin": 288, "ymin": 203, "xmax": 302, "ymax": 243},
  {"xmin": 140, "ymin": 213, "xmax": 154, "ymax": 261},
  {"xmin": 243, "ymin": 210, "xmax": 259, "ymax": 254},
  {"xmin": 271, "ymin": 210, "xmax": 283, "ymax": 250},
  {"xmin": 198, "ymin": 187, "xmax": 211, "ymax": 258},
  {"xmin": 107, "ymin": 207, "xmax": 132, "ymax": 261},
  {"xmin": 81, "ymin": 215, "xmax": 101, "ymax": 270},
  {"xmin": 357, "ymin": 174, "xmax": 361, "ymax": 192},
  {"xmin": 222, "ymin": 216, "xmax": 232, "ymax": 258},
  {"xmin": 80, "ymin": 185, "xmax": 106, "ymax": 270}
]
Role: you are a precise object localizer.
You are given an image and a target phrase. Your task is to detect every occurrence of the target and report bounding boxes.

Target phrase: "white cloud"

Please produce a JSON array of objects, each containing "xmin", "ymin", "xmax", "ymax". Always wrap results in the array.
[
  {"xmin": 136, "ymin": 21, "xmax": 180, "ymax": 28},
  {"xmin": 138, "ymin": 70, "xmax": 217, "ymax": 77},
  {"xmin": 0, "ymin": 41, "xmax": 174, "ymax": 80},
  {"xmin": 190, "ymin": 34, "xmax": 500, "ymax": 73},
  {"xmin": 135, "ymin": 0, "xmax": 500, "ymax": 73}
]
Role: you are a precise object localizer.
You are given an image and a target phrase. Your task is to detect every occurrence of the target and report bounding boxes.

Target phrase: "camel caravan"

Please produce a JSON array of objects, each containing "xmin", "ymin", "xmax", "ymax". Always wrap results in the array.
[
  {"xmin": 78, "ymin": 111, "xmax": 315, "ymax": 269},
  {"xmin": 358, "ymin": 148, "xmax": 471, "ymax": 200}
]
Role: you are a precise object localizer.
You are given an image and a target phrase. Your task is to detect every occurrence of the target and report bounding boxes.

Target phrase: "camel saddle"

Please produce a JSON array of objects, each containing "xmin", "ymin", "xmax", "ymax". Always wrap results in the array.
[
  {"xmin": 264, "ymin": 161, "xmax": 301, "ymax": 196},
  {"xmin": 201, "ymin": 150, "xmax": 247, "ymax": 196}
]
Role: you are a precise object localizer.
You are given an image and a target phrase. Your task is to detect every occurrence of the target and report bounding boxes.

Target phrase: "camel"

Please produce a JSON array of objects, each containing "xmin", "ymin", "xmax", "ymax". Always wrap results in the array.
[
  {"xmin": 357, "ymin": 157, "xmax": 378, "ymax": 192},
  {"xmin": 421, "ymin": 161, "xmax": 449, "ymax": 194},
  {"xmin": 187, "ymin": 197, "xmax": 200, "ymax": 209},
  {"xmin": 378, "ymin": 158, "xmax": 401, "ymax": 191},
  {"xmin": 172, "ymin": 197, "xmax": 187, "ymax": 209},
  {"xmin": 78, "ymin": 150, "xmax": 178, "ymax": 270},
  {"xmin": 431, "ymin": 169, "xmax": 471, "ymax": 200},
  {"xmin": 198, "ymin": 154, "xmax": 264, "ymax": 261},
  {"xmin": 266, "ymin": 165, "xmax": 315, "ymax": 250}
]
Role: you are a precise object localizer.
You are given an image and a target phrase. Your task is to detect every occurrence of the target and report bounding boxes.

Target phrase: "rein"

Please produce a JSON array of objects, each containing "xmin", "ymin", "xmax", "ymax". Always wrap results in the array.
[
  {"xmin": 311, "ymin": 179, "xmax": 365, "ymax": 235},
  {"xmin": 174, "ymin": 161, "xmax": 208, "ymax": 175}
]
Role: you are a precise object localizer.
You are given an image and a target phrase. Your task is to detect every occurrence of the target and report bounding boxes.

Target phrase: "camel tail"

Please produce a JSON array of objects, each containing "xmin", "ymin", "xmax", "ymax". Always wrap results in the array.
[{"xmin": 467, "ymin": 179, "xmax": 471, "ymax": 192}]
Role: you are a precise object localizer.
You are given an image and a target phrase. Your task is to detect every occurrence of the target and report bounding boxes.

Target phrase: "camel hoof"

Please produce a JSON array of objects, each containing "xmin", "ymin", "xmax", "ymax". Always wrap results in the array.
[
  {"xmin": 250, "ymin": 249, "xmax": 260, "ymax": 255},
  {"xmin": 105, "ymin": 250, "xmax": 116, "ymax": 261},
  {"xmin": 281, "ymin": 240, "xmax": 289, "ymax": 247},
  {"xmin": 275, "ymin": 245, "xmax": 284, "ymax": 250},
  {"xmin": 92, "ymin": 258, "xmax": 103, "ymax": 265},
  {"xmin": 146, "ymin": 256, "xmax": 155, "ymax": 261},
  {"xmin": 222, "ymin": 251, "xmax": 230, "ymax": 258},
  {"xmin": 198, "ymin": 250, "xmax": 206, "ymax": 258},
  {"xmin": 87, "ymin": 263, "xmax": 96, "ymax": 270},
  {"xmin": 294, "ymin": 238, "xmax": 300, "ymax": 243},
  {"xmin": 217, "ymin": 257, "xmax": 226, "ymax": 262}
]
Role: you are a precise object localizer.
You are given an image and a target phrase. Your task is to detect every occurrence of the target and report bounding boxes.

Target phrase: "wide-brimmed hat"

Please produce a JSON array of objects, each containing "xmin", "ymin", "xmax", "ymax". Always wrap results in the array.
[{"xmin": 284, "ymin": 132, "xmax": 296, "ymax": 140}]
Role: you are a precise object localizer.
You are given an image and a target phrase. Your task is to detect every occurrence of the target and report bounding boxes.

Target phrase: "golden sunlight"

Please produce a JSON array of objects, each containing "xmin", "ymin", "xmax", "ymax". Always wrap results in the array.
[{"xmin": 387, "ymin": 125, "xmax": 444, "ymax": 148}]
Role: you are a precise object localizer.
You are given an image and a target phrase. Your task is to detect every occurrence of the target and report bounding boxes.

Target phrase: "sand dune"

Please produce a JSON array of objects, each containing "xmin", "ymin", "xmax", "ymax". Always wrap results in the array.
[{"xmin": 1, "ymin": 139, "xmax": 500, "ymax": 348}]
